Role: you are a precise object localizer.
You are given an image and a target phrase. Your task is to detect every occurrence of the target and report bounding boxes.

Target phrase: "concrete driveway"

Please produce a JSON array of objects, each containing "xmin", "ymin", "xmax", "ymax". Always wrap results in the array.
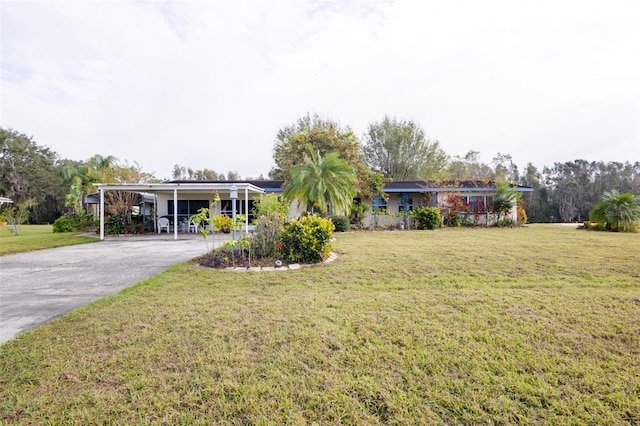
[{"xmin": 0, "ymin": 236, "xmax": 211, "ymax": 345}]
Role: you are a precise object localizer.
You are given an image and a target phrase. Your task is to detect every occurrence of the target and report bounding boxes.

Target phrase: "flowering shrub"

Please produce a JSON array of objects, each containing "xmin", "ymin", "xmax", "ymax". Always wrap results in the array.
[
  {"xmin": 442, "ymin": 194, "xmax": 467, "ymax": 227},
  {"xmin": 280, "ymin": 214, "xmax": 334, "ymax": 264}
]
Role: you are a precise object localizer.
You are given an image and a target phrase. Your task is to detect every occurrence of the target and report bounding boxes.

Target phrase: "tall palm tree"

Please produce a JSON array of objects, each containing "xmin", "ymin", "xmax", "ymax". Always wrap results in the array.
[
  {"xmin": 589, "ymin": 190, "xmax": 640, "ymax": 232},
  {"xmin": 283, "ymin": 146, "xmax": 357, "ymax": 216},
  {"xmin": 60, "ymin": 155, "xmax": 118, "ymax": 215}
]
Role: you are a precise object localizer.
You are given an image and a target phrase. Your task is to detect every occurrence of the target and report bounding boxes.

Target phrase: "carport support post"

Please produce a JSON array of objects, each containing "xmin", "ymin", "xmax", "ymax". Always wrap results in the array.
[
  {"xmin": 173, "ymin": 189, "xmax": 178, "ymax": 240},
  {"xmin": 244, "ymin": 187, "xmax": 249, "ymax": 233},
  {"xmin": 99, "ymin": 188, "xmax": 104, "ymax": 240}
]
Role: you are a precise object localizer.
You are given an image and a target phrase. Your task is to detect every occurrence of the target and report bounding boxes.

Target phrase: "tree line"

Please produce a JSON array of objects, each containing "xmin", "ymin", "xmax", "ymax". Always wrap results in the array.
[{"xmin": 1, "ymin": 118, "xmax": 639, "ymax": 224}]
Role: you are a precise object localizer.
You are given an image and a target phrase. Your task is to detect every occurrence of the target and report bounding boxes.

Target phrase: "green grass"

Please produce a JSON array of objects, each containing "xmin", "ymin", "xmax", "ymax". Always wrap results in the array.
[
  {"xmin": 0, "ymin": 224, "xmax": 97, "ymax": 255},
  {"xmin": 1, "ymin": 225, "xmax": 638, "ymax": 424}
]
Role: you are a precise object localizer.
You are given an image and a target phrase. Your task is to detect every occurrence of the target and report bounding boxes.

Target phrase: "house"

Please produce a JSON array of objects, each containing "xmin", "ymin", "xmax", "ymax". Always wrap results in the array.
[{"xmin": 93, "ymin": 180, "xmax": 533, "ymax": 240}]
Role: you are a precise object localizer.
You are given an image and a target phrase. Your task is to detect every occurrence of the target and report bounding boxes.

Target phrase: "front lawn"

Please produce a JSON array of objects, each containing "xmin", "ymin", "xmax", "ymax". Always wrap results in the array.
[
  {"xmin": 0, "ymin": 224, "xmax": 97, "ymax": 255},
  {"xmin": 1, "ymin": 225, "xmax": 638, "ymax": 424}
]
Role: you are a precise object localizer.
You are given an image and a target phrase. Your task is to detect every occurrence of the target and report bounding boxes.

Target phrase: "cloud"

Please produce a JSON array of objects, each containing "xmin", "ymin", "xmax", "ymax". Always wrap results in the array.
[{"xmin": 1, "ymin": 0, "xmax": 639, "ymax": 180}]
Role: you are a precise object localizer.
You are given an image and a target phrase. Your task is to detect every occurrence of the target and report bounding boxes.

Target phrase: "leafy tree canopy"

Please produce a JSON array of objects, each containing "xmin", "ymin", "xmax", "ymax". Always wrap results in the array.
[
  {"xmin": 270, "ymin": 113, "xmax": 385, "ymax": 198},
  {"xmin": 0, "ymin": 127, "xmax": 65, "ymax": 223},
  {"xmin": 362, "ymin": 115, "xmax": 449, "ymax": 180},
  {"xmin": 171, "ymin": 165, "xmax": 243, "ymax": 181}
]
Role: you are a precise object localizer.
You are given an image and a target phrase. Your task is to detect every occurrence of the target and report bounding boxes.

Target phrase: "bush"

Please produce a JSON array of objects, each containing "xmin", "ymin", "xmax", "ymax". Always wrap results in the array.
[
  {"xmin": 53, "ymin": 216, "xmax": 79, "ymax": 233},
  {"xmin": 52, "ymin": 214, "xmax": 97, "ymax": 233},
  {"xmin": 410, "ymin": 206, "xmax": 442, "ymax": 230},
  {"xmin": 212, "ymin": 215, "xmax": 233, "ymax": 233},
  {"xmin": 280, "ymin": 214, "xmax": 334, "ymax": 264},
  {"xmin": 105, "ymin": 214, "xmax": 127, "ymax": 234},
  {"xmin": 330, "ymin": 215, "xmax": 350, "ymax": 232},
  {"xmin": 250, "ymin": 212, "xmax": 285, "ymax": 260}
]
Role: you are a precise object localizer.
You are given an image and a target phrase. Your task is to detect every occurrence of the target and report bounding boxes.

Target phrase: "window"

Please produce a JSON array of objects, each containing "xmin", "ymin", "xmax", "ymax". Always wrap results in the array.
[
  {"xmin": 398, "ymin": 194, "xmax": 414, "ymax": 212},
  {"xmin": 220, "ymin": 198, "xmax": 256, "ymax": 220},
  {"xmin": 168, "ymin": 199, "xmax": 209, "ymax": 223},
  {"xmin": 460, "ymin": 195, "xmax": 494, "ymax": 212},
  {"xmin": 373, "ymin": 195, "xmax": 388, "ymax": 212}
]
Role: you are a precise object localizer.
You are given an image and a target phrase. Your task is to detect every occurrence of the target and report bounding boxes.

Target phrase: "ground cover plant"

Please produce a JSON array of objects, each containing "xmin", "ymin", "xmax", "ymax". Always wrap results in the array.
[
  {"xmin": 0, "ymin": 224, "xmax": 97, "ymax": 255},
  {"xmin": 0, "ymin": 225, "xmax": 638, "ymax": 424}
]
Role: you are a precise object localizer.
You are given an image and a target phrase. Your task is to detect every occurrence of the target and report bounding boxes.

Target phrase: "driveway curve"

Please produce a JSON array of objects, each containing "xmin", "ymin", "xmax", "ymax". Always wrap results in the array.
[{"xmin": 0, "ymin": 237, "xmax": 209, "ymax": 345}]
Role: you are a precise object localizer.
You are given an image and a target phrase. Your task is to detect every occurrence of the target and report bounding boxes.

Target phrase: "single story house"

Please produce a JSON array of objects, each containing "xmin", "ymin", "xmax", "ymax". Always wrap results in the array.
[{"xmin": 93, "ymin": 180, "xmax": 532, "ymax": 239}]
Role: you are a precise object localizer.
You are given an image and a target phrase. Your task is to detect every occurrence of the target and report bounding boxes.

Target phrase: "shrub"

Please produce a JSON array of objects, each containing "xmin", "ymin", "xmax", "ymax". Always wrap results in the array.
[
  {"xmin": 589, "ymin": 190, "xmax": 640, "ymax": 232},
  {"xmin": 252, "ymin": 193, "xmax": 289, "ymax": 219},
  {"xmin": 250, "ymin": 212, "xmax": 285, "ymax": 260},
  {"xmin": 280, "ymin": 214, "xmax": 334, "ymax": 264},
  {"xmin": 410, "ymin": 206, "xmax": 442, "ymax": 230},
  {"xmin": 53, "ymin": 216, "xmax": 79, "ymax": 233},
  {"xmin": 212, "ymin": 215, "xmax": 233, "ymax": 233},
  {"xmin": 52, "ymin": 214, "xmax": 97, "ymax": 233},
  {"xmin": 105, "ymin": 214, "xmax": 127, "ymax": 234},
  {"xmin": 441, "ymin": 194, "xmax": 467, "ymax": 227},
  {"xmin": 330, "ymin": 215, "xmax": 350, "ymax": 232},
  {"xmin": 517, "ymin": 199, "xmax": 528, "ymax": 224}
]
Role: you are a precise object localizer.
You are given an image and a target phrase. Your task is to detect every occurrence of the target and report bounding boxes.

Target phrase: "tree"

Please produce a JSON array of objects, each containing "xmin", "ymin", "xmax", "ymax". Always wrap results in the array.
[
  {"xmin": 172, "ymin": 165, "xmax": 222, "ymax": 181},
  {"xmin": 0, "ymin": 127, "xmax": 66, "ymax": 223},
  {"xmin": 492, "ymin": 153, "xmax": 519, "ymax": 183},
  {"xmin": 589, "ymin": 190, "xmax": 640, "ymax": 232},
  {"xmin": 61, "ymin": 154, "xmax": 117, "ymax": 215},
  {"xmin": 4, "ymin": 199, "xmax": 37, "ymax": 235},
  {"xmin": 362, "ymin": 116, "xmax": 449, "ymax": 180},
  {"xmin": 102, "ymin": 160, "xmax": 155, "ymax": 215},
  {"xmin": 493, "ymin": 183, "xmax": 521, "ymax": 222},
  {"xmin": 447, "ymin": 150, "xmax": 494, "ymax": 181},
  {"xmin": 270, "ymin": 112, "xmax": 385, "ymax": 198},
  {"xmin": 283, "ymin": 146, "xmax": 356, "ymax": 215}
]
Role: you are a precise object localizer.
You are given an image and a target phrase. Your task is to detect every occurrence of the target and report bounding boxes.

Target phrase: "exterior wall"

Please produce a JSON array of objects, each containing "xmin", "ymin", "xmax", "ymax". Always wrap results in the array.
[{"xmin": 356, "ymin": 190, "xmax": 517, "ymax": 227}]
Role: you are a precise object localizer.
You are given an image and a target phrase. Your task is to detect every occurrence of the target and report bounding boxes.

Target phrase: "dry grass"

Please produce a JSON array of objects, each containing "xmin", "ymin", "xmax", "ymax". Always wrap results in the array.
[{"xmin": 1, "ymin": 224, "xmax": 638, "ymax": 424}]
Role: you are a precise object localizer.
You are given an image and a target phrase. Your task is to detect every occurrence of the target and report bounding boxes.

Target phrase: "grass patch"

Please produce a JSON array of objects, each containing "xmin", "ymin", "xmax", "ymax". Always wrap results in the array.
[
  {"xmin": 0, "ymin": 224, "xmax": 97, "ymax": 255},
  {"xmin": 1, "ymin": 225, "xmax": 638, "ymax": 424}
]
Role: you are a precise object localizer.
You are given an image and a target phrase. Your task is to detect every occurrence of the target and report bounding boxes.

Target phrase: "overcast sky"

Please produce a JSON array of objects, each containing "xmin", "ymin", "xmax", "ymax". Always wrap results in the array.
[{"xmin": 2, "ymin": 0, "xmax": 639, "ymax": 180}]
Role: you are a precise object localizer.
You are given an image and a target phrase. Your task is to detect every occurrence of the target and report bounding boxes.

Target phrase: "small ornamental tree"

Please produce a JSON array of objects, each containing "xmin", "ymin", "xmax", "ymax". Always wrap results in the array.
[
  {"xmin": 493, "ymin": 183, "xmax": 521, "ymax": 222},
  {"xmin": 589, "ymin": 190, "xmax": 640, "ymax": 232},
  {"xmin": 4, "ymin": 199, "xmax": 36, "ymax": 235},
  {"xmin": 442, "ymin": 194, "xmax": 467, "ymax": 227}
]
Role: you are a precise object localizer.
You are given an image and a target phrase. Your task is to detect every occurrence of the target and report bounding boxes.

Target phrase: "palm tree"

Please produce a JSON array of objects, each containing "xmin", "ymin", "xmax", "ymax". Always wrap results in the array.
[
  {"xmin": 589, "ymin": 190, "xmax": 640, "ymax": 232},
  {"xmin": 283, "ymin": 146, "xmax": 357, "ymax": 216},
  {"xmin": 61, "ymin": 155, "xmax": 118, "ymax": 215}
]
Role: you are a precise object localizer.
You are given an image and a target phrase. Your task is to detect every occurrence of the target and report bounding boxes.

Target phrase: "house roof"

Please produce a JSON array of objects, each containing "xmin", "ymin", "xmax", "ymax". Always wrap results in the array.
[
  {"xmin": 383, "ymin": 180, "xmax": 534, "ymax": 193},
  {"xmin": 94, "ymin": 180, "xmax": 532, "ymax": 196},
  {"xmin": 94, "ymin": 182, "xmax": 265, "ymax": 194},
  {"xmin": 167, "ymin": 180, "xmax": 286, "ymax": 192}
]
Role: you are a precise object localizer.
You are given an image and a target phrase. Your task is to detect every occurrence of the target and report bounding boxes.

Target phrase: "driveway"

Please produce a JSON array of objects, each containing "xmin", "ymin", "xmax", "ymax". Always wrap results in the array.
[{"xmin": 0, "ymin": 236, "xmax": 211, "ymax": 345}]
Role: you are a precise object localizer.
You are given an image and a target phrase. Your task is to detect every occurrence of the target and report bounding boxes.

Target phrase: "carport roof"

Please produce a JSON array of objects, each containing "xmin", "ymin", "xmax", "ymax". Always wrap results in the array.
[{"xmin": 94, "ymin": 182, "xmax": 265, "ymax": 194}]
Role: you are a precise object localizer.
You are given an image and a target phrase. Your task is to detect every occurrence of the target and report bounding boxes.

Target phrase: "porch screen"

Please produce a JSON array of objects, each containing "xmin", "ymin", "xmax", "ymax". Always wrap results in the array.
[{"xmin": 167, "ymin": 200, "xmax": 209, "ymax": 222}]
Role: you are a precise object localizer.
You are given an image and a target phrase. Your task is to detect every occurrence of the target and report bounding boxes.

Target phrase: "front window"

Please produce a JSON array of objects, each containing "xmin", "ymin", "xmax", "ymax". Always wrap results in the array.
[
  {"xmin": 398, "ymin": 194, "xmax": 414, "ymax": 213},
  {"xmin": 373, "ymin": 195, "xmax": 388, "ymax": 212},
  {"xmin": 167, "ymin": 199, "xmax": 209, "ymax": 223}
]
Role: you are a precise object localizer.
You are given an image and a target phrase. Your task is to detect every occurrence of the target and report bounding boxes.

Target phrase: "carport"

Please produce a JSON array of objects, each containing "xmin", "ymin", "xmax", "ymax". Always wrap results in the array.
[{"xmin": 93, "ymin": 182, "xmax": 265, "ymax": 241}]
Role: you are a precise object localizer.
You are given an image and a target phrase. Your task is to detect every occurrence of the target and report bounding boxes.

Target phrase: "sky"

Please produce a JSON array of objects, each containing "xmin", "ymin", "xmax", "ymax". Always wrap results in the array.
[{"xmin": 2, "ymin": 0, "xmax": 639, "ymax": 181}]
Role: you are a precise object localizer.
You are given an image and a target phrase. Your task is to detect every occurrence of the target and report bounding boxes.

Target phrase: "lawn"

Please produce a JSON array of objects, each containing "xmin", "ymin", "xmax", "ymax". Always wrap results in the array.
[
  {"xmin": 0, "ymin": 224, "xmax": 97, "ymax": 255},
  {"xmin": 1, "ymin": 225, "xmax": 638, "ymax": 424}
]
